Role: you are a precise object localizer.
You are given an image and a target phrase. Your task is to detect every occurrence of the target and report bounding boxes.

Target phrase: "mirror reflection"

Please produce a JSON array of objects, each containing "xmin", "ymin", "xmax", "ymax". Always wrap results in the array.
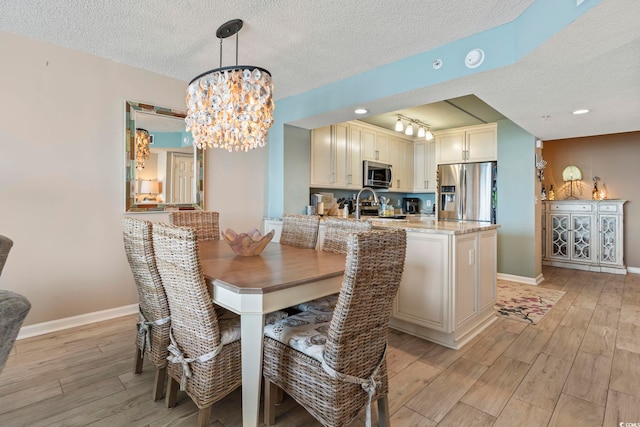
[{"xmin": 125, "ymin": 101, "xmax": 205, "ymax": 212}]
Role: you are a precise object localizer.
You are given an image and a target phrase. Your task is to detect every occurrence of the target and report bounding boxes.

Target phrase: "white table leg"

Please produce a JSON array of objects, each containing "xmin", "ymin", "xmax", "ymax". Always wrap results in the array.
[{"xmin": 241, "ymin": 312, "xmax": 265, "ymax": 427}]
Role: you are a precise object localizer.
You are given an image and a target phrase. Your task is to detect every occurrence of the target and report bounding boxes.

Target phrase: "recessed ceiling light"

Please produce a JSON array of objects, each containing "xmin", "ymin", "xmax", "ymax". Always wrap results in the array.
[
  {"xmin": 572, "ymin": 109, "xmax": 590, "ymax": 115},
  {"xmin": 354, "ymin": 108, "xmax": 368, "ymax": 114}
]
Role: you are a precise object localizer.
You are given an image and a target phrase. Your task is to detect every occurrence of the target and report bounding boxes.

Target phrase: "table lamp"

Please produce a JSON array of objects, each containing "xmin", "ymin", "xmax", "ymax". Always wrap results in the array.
[
  {"xmin": 562, "ymin": 165, "xmax": 582, "ymax": 199},
  {"xmin": 140, "ymin": 180, "xmax": 160, "ymax": 202}
]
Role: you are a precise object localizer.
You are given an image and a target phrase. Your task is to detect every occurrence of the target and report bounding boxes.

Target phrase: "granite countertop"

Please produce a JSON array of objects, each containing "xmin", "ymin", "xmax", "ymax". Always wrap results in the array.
[
  {"xmin": 369, "ymin": 218, "xmax": 500, "ymax": 235},
  {"xmin": 265, "ymin": 215, "xmax": 499, "ymax": 235}
]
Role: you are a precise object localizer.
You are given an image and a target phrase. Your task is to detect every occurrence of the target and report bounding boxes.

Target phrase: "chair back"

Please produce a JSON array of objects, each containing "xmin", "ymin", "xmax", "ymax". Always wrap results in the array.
[
  {"xmin": 324, "ymin": 229, "xmax": 406, "ymax": 379},
  {"xmin": 0, "ymin": 290, "xmax": 31, "ymax": 374},
  {"xmin": 0, "ymin": 235, "xmax": 13, "ymax": 277},
  {"xmin": 122, "ymin": 217, "xmax": 171, "ymax": 367},
  {"xmin": 280, "ymin": 214, "xmax": 320, "ymax": 249},
  {"xmin": 169, "ymin": 211, "xmax": 220, "ymax": 241},
  {"xmin": 152, "ymin": 223, "xmax": 222, "ymax": 357},
  {"xmin": 321, "ymin": 217, "xmax": 372, "ymax": 254}
]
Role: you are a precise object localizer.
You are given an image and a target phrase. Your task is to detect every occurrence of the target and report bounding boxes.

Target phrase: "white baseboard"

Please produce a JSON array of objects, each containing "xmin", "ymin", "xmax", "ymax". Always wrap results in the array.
[
  {"xmin": 17, "ymin": 304, "xmax": 138, "ymax": 340},
  {"xmin": 628, "ymin": 267, "xmax": 640, "ymax": 275},
  {"xmin": 497, "ymin": 272, "xmax": 543, "ymax": 285}
]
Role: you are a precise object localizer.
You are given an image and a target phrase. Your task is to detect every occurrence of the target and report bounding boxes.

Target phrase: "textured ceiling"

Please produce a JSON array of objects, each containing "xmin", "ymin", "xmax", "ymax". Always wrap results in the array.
[{"xmin": 1, "ymin": 0, "xmax": 639, "ymax": 140}]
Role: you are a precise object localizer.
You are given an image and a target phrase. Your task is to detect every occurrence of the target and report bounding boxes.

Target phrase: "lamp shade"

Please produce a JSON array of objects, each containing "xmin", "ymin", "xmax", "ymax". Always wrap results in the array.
[
  {"xmin": 562, "ymin": 165, "xmax": 582, "ymax": 182},
  {"xmin": 140, "ymin": 180, "xmax": 160, "ymax": 194}
]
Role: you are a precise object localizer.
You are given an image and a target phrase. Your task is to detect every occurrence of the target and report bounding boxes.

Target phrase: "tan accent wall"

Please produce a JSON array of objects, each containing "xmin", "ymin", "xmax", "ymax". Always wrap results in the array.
[
  {"xmin": 542, "ymin": 132, "xmax": 640, "ymax": 269},
  {"xmin": 0, "ymin": 31, "xmax": 267, "ymax": 326}
]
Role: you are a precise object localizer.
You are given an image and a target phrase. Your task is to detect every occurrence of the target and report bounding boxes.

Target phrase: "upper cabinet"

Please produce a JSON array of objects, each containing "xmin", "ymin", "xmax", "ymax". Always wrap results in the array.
[
  {"xmin": 413, "ymin": 140, "xmax": 437, "ymax": 192},
  {"xmin": 435, "ymin": 123, "xmax": 497, "ymax": 164},
  {"xmin": 310, "ymin": 124, "xmax": 361, "ymax": 189},
  {"xmin": 388, "ymin": 137, "xmax": 414, "ymax": 192},
  {"xmin": 311, "ymin": 121, "xmax": 413, "ymax": 191},
  {"xmin": 361, "ymin": 128, "xmax": 389, "ymax": 163}
]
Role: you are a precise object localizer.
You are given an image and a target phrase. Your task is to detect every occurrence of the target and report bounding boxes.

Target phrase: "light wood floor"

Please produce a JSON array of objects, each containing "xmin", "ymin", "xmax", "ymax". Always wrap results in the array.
[{"xmin": 2, "ymin": 266, "xmax": 640, "ymax": 426}]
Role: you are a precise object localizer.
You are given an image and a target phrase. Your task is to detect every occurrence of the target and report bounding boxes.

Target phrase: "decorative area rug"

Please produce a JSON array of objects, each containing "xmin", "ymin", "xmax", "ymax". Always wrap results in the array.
[{"xmin": 495, "ymin": 280, "xmax": 566, "ymax": 324}]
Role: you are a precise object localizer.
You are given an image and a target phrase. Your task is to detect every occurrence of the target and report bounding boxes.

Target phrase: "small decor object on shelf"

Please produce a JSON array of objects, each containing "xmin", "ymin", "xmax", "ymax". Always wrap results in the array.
[
  {"xmin": 541, "ymin": 185, "xmax": 547, "ymax": 200},
  {"xmin": 548, "ymin": 185, "xmax": 555, "ymax": 200},
  {"xmin": 592, "ymin": 176, "xmax": 602, "ymax": 200},
  {"xmin": 222, "ymin": 228, "xmax": 274, "ymax": 256}
]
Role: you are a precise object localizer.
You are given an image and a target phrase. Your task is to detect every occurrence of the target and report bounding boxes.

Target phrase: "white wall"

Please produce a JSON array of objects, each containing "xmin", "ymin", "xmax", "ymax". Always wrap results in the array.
[{"xmin": 0, "ymin": 31, "xmax": 267, "ymax": 326}]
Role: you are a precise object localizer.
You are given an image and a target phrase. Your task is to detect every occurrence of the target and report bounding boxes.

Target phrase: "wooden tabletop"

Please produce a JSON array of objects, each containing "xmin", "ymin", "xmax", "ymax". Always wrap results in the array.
[{"xmin": 199, "ymin": 240, "xmax": 346, "ymax": 294}]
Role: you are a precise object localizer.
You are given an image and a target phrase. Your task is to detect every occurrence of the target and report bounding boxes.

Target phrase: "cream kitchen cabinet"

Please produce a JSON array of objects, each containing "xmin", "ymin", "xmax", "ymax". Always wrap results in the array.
[
  {"xmin": 389, "ymin": 226, "xmax": 498, "ymax": 349},
  {"xmin": 435, "ymin": 123, "xmax": 497, "ymax": 164},
  {"xmin": 310, "ymin": 124, "xmax": 361, "ymax": 189},
  {"xmin": 388, "ymin": 136, "xmax": 413, "ymax": 192},
  {"xmin": 413, "ymin": 140, "xmax": 436, "ymax": 192},
  {"xmin": 542, "ymin": 200, "xmax": 626, "ymax": 274},
  {"xmin": 361, "ymin": 130, "xmax": 389, "ymax": 163}
]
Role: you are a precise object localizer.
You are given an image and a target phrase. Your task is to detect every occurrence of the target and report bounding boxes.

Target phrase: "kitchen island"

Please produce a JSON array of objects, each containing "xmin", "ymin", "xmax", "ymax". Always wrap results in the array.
[
  {"xmin": 370, "ymin": 218, "xmax": 499, "ymax": 349},
  {"xmin": 263, "ymin": 217, "xmax": 499, "ymax": 349}
]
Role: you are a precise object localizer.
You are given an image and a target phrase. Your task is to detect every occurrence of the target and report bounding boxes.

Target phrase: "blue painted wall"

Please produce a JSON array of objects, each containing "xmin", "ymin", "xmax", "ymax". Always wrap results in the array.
[
  {"xmin": 150, "ymin": 131, "xmax": 183, "ymax": 148},
  {"xmin": 496, "ymin": 120, "xmax": 537, "ymax": 277}
]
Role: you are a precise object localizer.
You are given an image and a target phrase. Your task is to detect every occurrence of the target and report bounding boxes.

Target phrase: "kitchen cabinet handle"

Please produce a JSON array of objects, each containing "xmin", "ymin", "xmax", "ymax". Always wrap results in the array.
[
  {"xmin": 375, "ymin": 150, "xmax": 379, "ymax": 161},
  {"xmin": 397, "ymin": 179, "xmax": 401, "ymax": 188},
  {"xmin": 424, "ymin": 180, "xmax": 427, "ymax": 188}
]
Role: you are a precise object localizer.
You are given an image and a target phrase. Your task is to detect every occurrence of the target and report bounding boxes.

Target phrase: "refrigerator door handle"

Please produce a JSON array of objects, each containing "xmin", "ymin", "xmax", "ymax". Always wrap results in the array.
[{"xmin": 460, "ymin": 166, "xmax": 466, "ymax": 219}]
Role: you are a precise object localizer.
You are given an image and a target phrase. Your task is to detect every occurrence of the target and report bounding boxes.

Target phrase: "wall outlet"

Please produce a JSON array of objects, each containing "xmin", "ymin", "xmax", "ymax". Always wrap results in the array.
[{"xmin": 426, "ymin": 200, "xmax": 432, "ymax": 207}]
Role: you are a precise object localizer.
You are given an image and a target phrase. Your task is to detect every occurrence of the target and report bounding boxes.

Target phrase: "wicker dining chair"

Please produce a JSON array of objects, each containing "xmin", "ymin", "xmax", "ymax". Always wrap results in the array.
[
  {"xmin": 280, "ymin": 214, "xmax": 320, "ymax": 249},
  {"xmin": 122, "ymin": 217, "xmax": 171, "ymax": 401},
  {"xmin": 0, "ymin": 234, "xmax": 13, "ymax": 277},
  {"xmin": 169, "ymin": 211, "xmax": 220, "ymax": 241},
  {"xmin": 151, "ymin": 222, "xmax": 242, "ymax": 427},
  {"xmin": 263, "ymin": 228, "xmax": 407, "ymax": 427},
  {"xmin": 294, "ymin": 218, "xmax": 372, "ymax": 312},
  {"xmin": 321, "ymin": 217, "xmax": 372, "ymax": 254}
]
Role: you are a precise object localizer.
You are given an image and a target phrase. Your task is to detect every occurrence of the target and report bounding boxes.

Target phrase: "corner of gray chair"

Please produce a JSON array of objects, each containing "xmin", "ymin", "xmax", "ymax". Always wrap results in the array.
[
  {"xmin": 0, "ymin": 235, "xmax": 13, "ymax": 277},
  {"xmin": 0, "ymin": 290, "xmax": 31, "ymax": 374}
]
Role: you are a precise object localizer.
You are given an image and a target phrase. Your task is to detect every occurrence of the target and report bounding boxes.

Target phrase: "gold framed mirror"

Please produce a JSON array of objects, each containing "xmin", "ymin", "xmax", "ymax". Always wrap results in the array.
[{"xmin": 124, "ymin": 101, "xmax": 205, "ymax": 212}]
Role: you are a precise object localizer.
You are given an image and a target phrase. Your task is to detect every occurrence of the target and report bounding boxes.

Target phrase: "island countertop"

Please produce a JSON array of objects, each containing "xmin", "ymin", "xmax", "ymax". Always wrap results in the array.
[{"xmin": 369, "ymin": 218, "xmax": 500, "ymax": 235}]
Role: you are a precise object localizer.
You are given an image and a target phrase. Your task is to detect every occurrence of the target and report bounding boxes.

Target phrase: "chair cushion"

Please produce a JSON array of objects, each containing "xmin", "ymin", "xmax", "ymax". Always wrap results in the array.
[
  {"xmin": 294, "ymin": 294, "xmax": 339, "ymax": 312},
  {"xmin": 264, "ymin": 309, "xmax": 334, "ymax": 363},
  {"xmin": 218, "ymin": 309, "xmax": 289, "ymax": 345}
]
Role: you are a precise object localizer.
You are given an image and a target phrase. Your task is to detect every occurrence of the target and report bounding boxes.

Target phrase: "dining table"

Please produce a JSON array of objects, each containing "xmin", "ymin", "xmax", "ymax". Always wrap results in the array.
[{"xmin": 198, "ymin": 239, "xmax": 347, "ymax": 427}]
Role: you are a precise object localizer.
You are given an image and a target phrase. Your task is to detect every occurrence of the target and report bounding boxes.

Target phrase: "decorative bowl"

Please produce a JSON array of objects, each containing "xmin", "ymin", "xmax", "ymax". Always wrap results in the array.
[{"xmin": 222, "ymin": 228, "xmax": 274, "ymax": 256}]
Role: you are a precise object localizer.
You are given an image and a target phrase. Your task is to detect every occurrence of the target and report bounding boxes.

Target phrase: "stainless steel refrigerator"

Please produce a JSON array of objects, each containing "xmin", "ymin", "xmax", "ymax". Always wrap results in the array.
[{"xmin": 438, "ymin": 161, "xmax": 497, "ymax": 223}]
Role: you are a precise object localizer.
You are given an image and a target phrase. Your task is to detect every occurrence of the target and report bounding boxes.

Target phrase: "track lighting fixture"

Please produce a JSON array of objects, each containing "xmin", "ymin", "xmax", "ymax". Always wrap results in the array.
[
  {"xmin": 395, "ymin": 116, "xmax": 403, "ymax": 132},
  {"xmin": 394, "ymin": 114, "xmax": 433, "ymax": 141},
  {"xmin": 405, "ymin": 122, "xmax": 414, "ymax": 136}
]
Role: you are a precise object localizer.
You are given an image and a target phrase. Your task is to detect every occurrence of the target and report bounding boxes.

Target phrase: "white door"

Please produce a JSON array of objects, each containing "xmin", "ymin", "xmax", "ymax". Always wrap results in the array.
[{"xmin": 170, "ymin": 153, "xmax": 194, "ymax": 203}]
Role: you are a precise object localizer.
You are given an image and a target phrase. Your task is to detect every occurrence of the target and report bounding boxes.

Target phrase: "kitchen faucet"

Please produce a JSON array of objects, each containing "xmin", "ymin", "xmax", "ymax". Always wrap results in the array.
[{"xmin": 354, "ymin": 187, "xmax": 379, "ymax": 219}]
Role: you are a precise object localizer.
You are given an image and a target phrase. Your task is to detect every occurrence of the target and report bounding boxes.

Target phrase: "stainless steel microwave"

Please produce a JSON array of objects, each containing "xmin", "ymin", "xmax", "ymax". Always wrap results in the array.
[{"xmin": 363, "ymin": 160, "xmax": 393, "ymax": 189}]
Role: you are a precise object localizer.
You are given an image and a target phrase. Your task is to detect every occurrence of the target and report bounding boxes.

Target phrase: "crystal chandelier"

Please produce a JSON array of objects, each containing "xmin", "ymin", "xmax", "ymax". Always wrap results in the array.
[
  {"xmin": 185, "ymin": 19, "xmax": 274, "ymax": 152},
  {"xmin": 135, "ymin": 128, "xmax": 151, "ymax": 170}
]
